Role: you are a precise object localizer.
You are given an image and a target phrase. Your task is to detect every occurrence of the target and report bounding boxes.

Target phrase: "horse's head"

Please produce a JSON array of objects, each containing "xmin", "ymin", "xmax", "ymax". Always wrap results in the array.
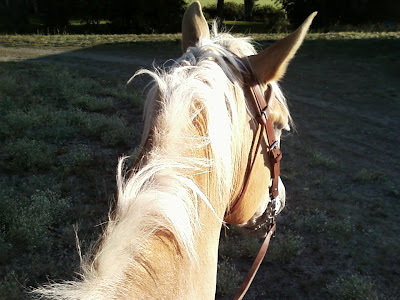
[{"xmin": 182, "ymin": 2, "xmax": 316, "ymax": 238}]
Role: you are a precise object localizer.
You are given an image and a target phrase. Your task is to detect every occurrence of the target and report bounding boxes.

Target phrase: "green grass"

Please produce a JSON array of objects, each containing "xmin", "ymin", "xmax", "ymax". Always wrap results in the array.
[
  {"xmin": 0, "ymin": 34, "xmax": 181, "ymax": 50},
  {"xmin": 353, "ymin": 168, "xmax": 388, "ymax": 184},
  {"xmin": 1, "ymin": 32, "xmax": 399, "ymax": 52},
  {"xmin": 327, "ymin": 272, "xmax": 380, "ymax": 300},
  {"xmin": 0, "ymin": 60, "xmax": 142, "ymax": 298},
  {"xmin": 265, "ymin": 230, "xmax": 304, "ymax": 263},
  {"xmin": 307, "ymin": 150, "xmax": 339, "ymax": 170},
  {"xmin": 216, "ymin": 258, "xmax": 242, "ymax": 296}
]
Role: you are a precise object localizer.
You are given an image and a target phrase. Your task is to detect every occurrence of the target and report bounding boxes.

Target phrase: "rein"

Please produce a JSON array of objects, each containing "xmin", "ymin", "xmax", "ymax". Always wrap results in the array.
[{"xmin": 227, "ymin": 56, "xmax": 283, "ymax": 300}]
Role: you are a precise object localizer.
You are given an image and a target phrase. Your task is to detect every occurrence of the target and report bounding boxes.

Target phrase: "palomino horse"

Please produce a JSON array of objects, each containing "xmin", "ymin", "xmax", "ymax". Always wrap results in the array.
[{"xmin": 36, "ymin": 2, "xmax": 315, "ymax": 299}]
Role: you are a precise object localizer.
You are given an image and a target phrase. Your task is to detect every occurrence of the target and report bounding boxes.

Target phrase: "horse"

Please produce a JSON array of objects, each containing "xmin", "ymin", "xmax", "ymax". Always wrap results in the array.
[{"xmin": 35, "ymin": 2, "xmax": 315, "ymax": 299}]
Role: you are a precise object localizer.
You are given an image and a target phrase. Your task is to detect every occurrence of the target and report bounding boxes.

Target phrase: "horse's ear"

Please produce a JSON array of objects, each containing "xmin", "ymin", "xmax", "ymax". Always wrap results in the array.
[
  {"xmin": 248, "ymin": 12, "xmax": 317, "ymax": 83},
  {"xmin": 182, "ymin": 1, "xmax": 210, "ymax": 53}
]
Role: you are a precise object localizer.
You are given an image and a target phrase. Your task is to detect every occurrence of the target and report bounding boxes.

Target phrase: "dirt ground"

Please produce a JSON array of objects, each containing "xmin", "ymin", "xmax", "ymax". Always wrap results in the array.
[{"xmin": 2, "ymin": 35, "xmax": 399, "ymax": 299}]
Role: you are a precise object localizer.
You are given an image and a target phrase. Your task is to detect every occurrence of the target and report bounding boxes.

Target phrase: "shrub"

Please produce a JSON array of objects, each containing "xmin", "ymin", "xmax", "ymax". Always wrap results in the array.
[
  {"xmin": 307, "ymin": 150, "xmax": 338, "ymax": 170},
  {"xmin": 70, "ymin": 95, "xmax": 115, "ymax": 112},
  {"xmin": 77, "ymin": 112, "xmax": 136, "ymax": 146},
  {"xmin": 265, "ymin": 230, "xmax": 304, "ymax": 263},
  {"xmin": 353, "ymin": 168, "xmax": 387, "ymax": 184},
  {"xmin": 0, "ymin": 271, "xmax": 27, "ymax": 300},
  {"xmin": 297, "ymin": 209, "xmax": 354, "ymax": 242},
  {"xmin": 253, "ymin": 5, "xmax": 288, "ymax": 30},
  {"xmin": 216, "ymin": 258, "xmax": 241, "ymax": 296},
  {"xmin": 106, "ymin": 0, "xmax": 185, "ymax": 33},
  {"xmin": 101, "ymin": 128, "xmax": 135, "ymax": 147},
  {"xmin": 0, "ymin": 73, "xmax": 18, "ymax": 97},
  {"xmin": 203, "ymin": 2, "xmax": 287, "ymax": 29},
  {"xmin": 61, "ymin": 144, "xmax": 95, "ymax": 175},
  {"xmin": 2, "ymin": 138, "xmax": 56, "ymax": 172},
  {"xmin": 277, "ymin": 0, "xmax": 400, "ymax": 29},
  {"xmin": 219, "ymin": 230, "xmax": 261, "ymax": 259},
  {"xmin": 327, "ymin": 272, "xmax": 380, "ymax": 300},
  {"xmin": 0, "ymin": 189, "xmax": 70, "ymax": 251}
]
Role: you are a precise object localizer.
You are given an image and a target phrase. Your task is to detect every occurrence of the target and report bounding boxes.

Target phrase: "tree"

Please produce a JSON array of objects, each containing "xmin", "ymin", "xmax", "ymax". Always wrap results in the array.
[
  {"xmin": 105, "ymin": 0, "xmax": 185, "ymax": 33},
  {"xmin": 0, "ymin": 0, "xmax": 32, "ymax": 32},
  {"xmin": 217, "ymin": 0, "xmax": 224, "ymax": 20},
  {"xmin": 36, "ymin": 0, "xmax": 74, "ymax": 28},
  {"xmin": 243, "ymin": 0, "xmax": 257, "ymax": 21},
  {"xmin": 275, "ymin": 0, "xmax": 400, "ymax": 28},
  {"xmin": 75, "ymin": 0, "xmax": 107, "ymax": 26}
]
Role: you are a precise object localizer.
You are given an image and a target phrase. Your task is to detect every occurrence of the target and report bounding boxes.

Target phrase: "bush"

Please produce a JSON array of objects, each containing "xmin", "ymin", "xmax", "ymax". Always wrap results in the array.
[
  {"xmin": 223, "ymin": 2, "xmax": 244, "ymax": 20},
  {"xmin": 61, "ymin": 144, "xmax": 95, "ymax": 175},
  {"xmin": 0, "ymin": 188, "xmax": 70, "ymax": 251},
  {"xmin": 106, "ymin": 0, "xmax": 186, "ymax": 33},
  {"xmin": 276, "ymin": 0, "xmax": 400, "ymax": 29},
  {"xmin": 37, "ymin": 0, "xmax": 71, "ymax": 28},
  {"xmin": 70, "ymin": 95, "xmax": 115, "ymax": 112},
  {"xmin": 265, "ymin": 231, "xmax": 304, "ymax": 263},
  {"xmin": 203, "ymin": 2, "xmax": 244, "ymax": 21},
  {"xmin": 2, "ymin": 138, "xmax": 56, "ymax": 172},
  {"xmin": 327, "ymin": 272, "xmax": 380, "ymax": 300},
  {"xmin": 216, "ymin": 258, "xmax": 241, "ymax": 296},
  {"xmin": 203, "ymin": 3, "xmax": 287, "ymax": 32},
  {"xmin": 253, "ymin": 4, "xmax": 288, "ymax": 29},
  {"xmin": 76, "ymin": 112, "xmax": 135, "ymax": 146},
  {"xmin": 0, "ymin": 271, "xmax": 27, "ymax": 300},
  {"xmin": 204, "ymin": 3, "xmax": 286, "ymax": 22}
]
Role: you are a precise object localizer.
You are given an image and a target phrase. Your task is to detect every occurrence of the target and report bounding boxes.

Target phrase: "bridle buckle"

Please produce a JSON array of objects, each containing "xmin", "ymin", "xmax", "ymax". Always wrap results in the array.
[{"xmin": 269, "ymin": 140, "xmax": 279, "ymax": 150}]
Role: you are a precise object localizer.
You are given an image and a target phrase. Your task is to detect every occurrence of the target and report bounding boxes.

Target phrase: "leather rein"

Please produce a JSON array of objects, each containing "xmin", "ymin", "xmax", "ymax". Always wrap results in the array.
[{"xmin": 225, "ymin": 56, "xmax": 283, "ymax": 300}]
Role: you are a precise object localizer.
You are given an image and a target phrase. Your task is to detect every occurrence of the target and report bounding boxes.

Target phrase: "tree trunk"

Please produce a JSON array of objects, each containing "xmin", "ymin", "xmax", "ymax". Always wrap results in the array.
[
  {"xmin": 243, "ymin": 0, "xmax": 255, "ymax": 21},
  {"xmin": 217, "ymin": 0, "xmax": 224, "ymax": 20}
]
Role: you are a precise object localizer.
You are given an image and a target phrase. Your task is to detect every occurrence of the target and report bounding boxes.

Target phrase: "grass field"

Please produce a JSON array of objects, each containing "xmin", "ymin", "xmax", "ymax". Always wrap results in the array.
[{"xmin": 0, "ymin": 30, "xmax": 399, "ymax": 299}]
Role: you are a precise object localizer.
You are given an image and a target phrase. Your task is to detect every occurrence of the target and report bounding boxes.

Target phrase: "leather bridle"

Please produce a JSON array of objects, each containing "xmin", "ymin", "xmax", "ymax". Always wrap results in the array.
[
  {"xmin": 224, "ymin": 56, "xmax": 284, "ymax": 300},
  {"xmin": 224, "ymin": 55, "xmax": 283, "ymax": 228}
]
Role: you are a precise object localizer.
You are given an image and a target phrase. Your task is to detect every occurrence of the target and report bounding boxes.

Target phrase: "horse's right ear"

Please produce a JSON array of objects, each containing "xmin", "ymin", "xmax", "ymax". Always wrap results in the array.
[
  {"xmin": 182, "ymin": 1, "xmax": 210, "ymax": 53},
  {"xmin": 248, "ymin": 12, "xmax": 317, "ymax": 84}
]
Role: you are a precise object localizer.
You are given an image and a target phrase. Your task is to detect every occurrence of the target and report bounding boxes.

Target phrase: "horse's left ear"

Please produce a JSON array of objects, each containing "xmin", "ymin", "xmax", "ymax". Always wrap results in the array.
[
  {"xmin": 248, "ymin": 12, "xmax": 317, "ymax": 83},
  {"xmin": 182, "ymin": 1, "xmax": 210, "ymax": 53}
]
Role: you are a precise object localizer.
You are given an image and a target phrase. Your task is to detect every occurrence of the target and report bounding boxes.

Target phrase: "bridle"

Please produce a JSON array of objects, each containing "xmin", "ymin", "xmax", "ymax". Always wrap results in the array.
[
  {"xmin": 228, "ymin": 56, "xmax": 282, "ymax": 300},
  {"xmin": 225, "ymin": 56, "xmax": 283, "ymax": 222},
  {"xmin": 224, "ymin": 55, "xmax": 284, "ymax": 300}
]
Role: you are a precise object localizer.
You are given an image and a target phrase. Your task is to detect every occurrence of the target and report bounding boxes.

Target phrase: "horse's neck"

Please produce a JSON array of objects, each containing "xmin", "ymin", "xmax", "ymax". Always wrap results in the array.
[
  {"xmin": 119, "ymin": 163, "xmax": 225, "ymax": 299},
  {"xmin": 127, "ymin": 204, "xmax": 222, "ymax": 299},
  {"xmin": 123, "ymin": 94, "xmax": 236, "ymax": 298}
]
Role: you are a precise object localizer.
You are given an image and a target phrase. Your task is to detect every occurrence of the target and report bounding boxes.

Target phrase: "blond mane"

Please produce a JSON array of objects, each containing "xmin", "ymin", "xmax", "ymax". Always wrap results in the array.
[{"xmin": 34, "ymin": 27, "xmax": 290, "ymax": 300}]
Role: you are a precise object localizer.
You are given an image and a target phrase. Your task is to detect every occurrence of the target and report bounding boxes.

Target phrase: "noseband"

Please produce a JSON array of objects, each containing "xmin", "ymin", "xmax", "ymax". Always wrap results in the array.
[{"xmin": 225, "ymin": 55, "xmax": 284, "ymax": 300}]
